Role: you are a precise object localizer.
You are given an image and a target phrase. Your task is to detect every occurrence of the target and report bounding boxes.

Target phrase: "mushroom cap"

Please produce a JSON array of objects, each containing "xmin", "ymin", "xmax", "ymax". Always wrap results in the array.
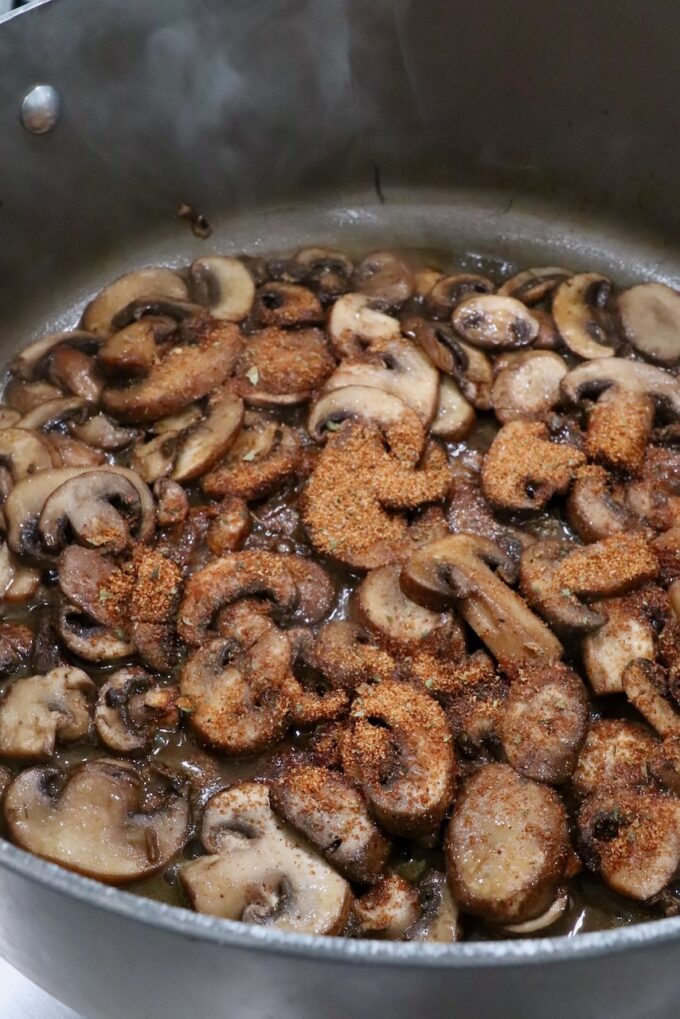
[
  {"xmin": 95, "ymin": 668, "xmax": 178, "ymax": 755},
  {"xmin": 201, "ymin": 416, "xmax": 301, "ymax": 502},
  {"xmin": 180, "ymin": 781, "xmax": 351, "ymax": 933},
  {"xmin": 82, "ymin": 268, "xmax": 189, "ymax": 338},
  {"xmin": 171, "ymin": 391, "xmax": 244, "ymax": 483},
  {"xmin": 618, "ymin": 282, "xmax": 680, "ymax": 366},
  {"xmin": 308, "ymin": 386, "xmax": 425, "ymax": 463},
  {"xmin": 237, "ymin": 328, "xmax": 335, "ymax": 407},
  {"xmin": 552, "ymin": 273, "xmax": 618, "ymax": 359},
  {"xmin": 189, "ymin": 256, "xmax": 255, "ymax": 322},
  {"xmin": 561, "ymin": 356, "xmax": 680, "ymax": 415},
  {"xmin": 430, "ymin": 376, "xmax": 475, "ymax": 442},
  {"xmin": 355, "ymin": 563, "xmax": 451, "ymax": 651},
  {"xmin": 352, "ymin": 251, "xmax": 414, "ymax": 307},
  {"xmin": 328, "ymin": 294, "xmax": 401, "ymax": 358},
  {"xmin": 491, "ymin": 351, "xmax": 567, "ymax": 423},
  {"xmin": 452, "ymin": 295, "xmax": 539, "ymax": 350},
  {"xmin": 4, "ymin": 759, "xmax": 189, "ymax": 883},
  {"xmin": 0, "ymin": 667, "xmax": 95, "ymax": 761},
  {"xmin": 10, "ymin": 329, "xmax": 101, "ymax": 382},
  {"xmin": 519, "ymin": 540, "xmax": 607, "ymax": 635}
]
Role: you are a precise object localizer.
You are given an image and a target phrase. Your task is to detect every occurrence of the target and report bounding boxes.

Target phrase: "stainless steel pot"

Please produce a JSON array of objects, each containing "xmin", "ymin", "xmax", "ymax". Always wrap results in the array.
[{"xmin": 1, "ymin": 1, "xmax": 680, "ymax": 1016}]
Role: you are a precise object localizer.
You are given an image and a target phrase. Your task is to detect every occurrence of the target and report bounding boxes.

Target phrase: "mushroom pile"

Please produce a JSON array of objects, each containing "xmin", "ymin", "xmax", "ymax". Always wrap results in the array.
[{"xmin": 1, "ymin": 253, "xmax": 680, "ymax": 939}]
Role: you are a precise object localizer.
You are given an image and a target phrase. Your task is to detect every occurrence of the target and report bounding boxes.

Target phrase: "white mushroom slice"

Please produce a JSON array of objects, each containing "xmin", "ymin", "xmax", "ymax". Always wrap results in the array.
[
  {"xmin": 650, "ymin": 736, "xmax": 680, "ymax": 796},
  {"xmin": 10, "ymin": 329, "xmax": 101, "ymax": 382},
  {"xmin": 18, "ymin": 396, "xmax": 88, "ymax": 433},
  {"xmin": 309, "ymin": 386, "xmax": 425, "ymax": 463},
  {"xmin": 356, "ymin": 563, "xmax": 450, "ymax": 650},
  {"xmin": 57, "ymin": 604, "xmax": 135, "ymax": 662},
  {"xmin": 47, "ymin": 346, "xmax": 103, "ymax": 403},
  {"xmin": 0, "ymin": 427, "xmax": 59, "ymax": 480},
  {"xmin": 501, "ymin": 890, "xmax": 569, "ymax": 934},
  {"xmin": 328, "ymin": 294, "xmax": 401, "ymax": 358},
  {"xmin": 618, "ymin": 283, "xmax": 680, "ymax": 366},
  {"xmin": 189, "ymin": 256, "xmax": 255, "ymax": 321},
  {"xmin": 452, "ymin": 295, "xmax": 539, "ymax": 350},
  {"xmin": 82, "ymin": 268, "xmax": 189, "ymax": 338},
  {"xmin": 180, "ymin": 781, "xmax": 351, "ymax": 933},
  {"xmin": 270, "ymin": 762, "xmax": 389, "ymax": 883},
  {"xmin": 405, "ymin": 871, "xmax": 460, "ymax": 943},
  {"xmin": 423, "ymin": 273, "xmax": 495, "ymax": 319},
  {"xmin": 4, "ymin": 759, "xmax": 189, "ymax": 883},
  {"xmin": 0, "ymin": 543, "xmax": 41, "ymax": 604},
  {"xmin": 622, "ymin": 659, "xmax": 680, "ymax": 739},
  {"xmin": 562, "ymin": 356, "xmax": 680, "ymax": 414},
  {"xmin": 583, "ymin": 593, "xmax": 656, "ymax": 695},
  {"xmin": 152, "ymin": 405, "xmax": 203, "ymax": 435},
  {"xmin": 578, "ymin": 787, "xmax": 680, "ymax": 900},
  {"xmin": 498, "ymin": 267, "xmax": 571, "ymax": 304},
  {"xmin": 171, "ymin": 391, "xmax": 244, "ymax": 482},
  {"xmin": 446, "ymin": 763, "xmax": 569, "ymax": 924},
  {"xmin": 572, "ymin": 719, "xmax": 657, "ymax": 800},
  {"xmin": 292, "ymin": 247, "xmax": 354, "ymax": 300},
  {"xmin": 552, "ymin": 273, "xmax": 618, "ymax": 359},
  {"xmin": 430, "ymin": 376, "xmax": 475, "ymax": 440},
  {"xmin": 95, "ymin": 668, "xmax": 178, "ymax": 755},
  {"xmin": 0, "ymin": 667, "xmax": 95, "ymax": 760},
  {"xmin": 0, "ymin": 407, "xmax": 21, "ymax": 429},
  {"xmin": 5, "ymin": 379, "xmax": 64, "ymax": 415},
  {"xmin": 47, "ymin": 434, "xmax": 106, "ymax": 469},
  {"xmin": 130, "ymin": 432, "xmax": 179, "ymax": 483},
  {"xmin": 354, "ymin": 875, "xmax": 420, "ymax": 938},
  {"xmin": 491, "ymin": 351, "xmax": 568, "ymax": 423},
  {"xmin": 501, "ymin": 660, "xmax": 589, "ymax": 784},
  {"xmin": 413, "ymin": 267, "xmax": 444, "ymax": 298},
  {"xmin": 566, "ymin": 465, "xmax": 634, "ymax": 543},
  {"xmin": 98, "ymin": 318, "xmax": 164, "ymax": 379},
  {"xmin": 70, "ymin": 413, "xmax": 139, "ymax": 450},
  {"xmin": 341, "ymin": 680, "xmax": 455, "ymax": 838},
  {"xmin": 352, "ymin": 251, "xmax": 414, "ymax": 307},
  {"xmin": 205, "ymin": 496, "xmax": 251, "ymax": 554}
]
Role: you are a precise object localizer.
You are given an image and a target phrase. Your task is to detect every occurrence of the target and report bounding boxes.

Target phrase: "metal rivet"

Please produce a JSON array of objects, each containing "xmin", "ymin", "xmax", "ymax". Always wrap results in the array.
[{"xmin": 20, "ymin": 84, "xmax": 61, "ymax": 135}]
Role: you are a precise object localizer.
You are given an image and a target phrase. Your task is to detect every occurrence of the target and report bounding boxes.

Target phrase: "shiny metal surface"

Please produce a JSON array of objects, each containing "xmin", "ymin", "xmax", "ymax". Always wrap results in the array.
[
  {"xmin": 20, "ymin": 82, "xmax": 61, "ymax": 134},
  {"xmin": 1, "ymin": 1, "xmax": 680, "ymax": 1017},
  {"xmin": 0, "ymin": 957, "xmax": 82, "ymax": 1019}
]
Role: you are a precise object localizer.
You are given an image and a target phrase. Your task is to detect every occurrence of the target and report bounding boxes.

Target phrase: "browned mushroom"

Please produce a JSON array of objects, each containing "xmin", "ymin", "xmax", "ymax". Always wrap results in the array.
[
  {"xmin": 18, "ymin": 395, "xmax": 88, "ymax": 433},
  {"xmin": 98, "ymin": 318, "xmax": 169, "ymax": 379},
  {"xmin": 179, "ymin": 781, "xmax": 351, "ymax": 932},
  {"xmin": 0, "ymin": 623, "xmax": 34, "ymax": 677},
  {"xmin": 572, "ymin": 719, "xmax": 657, "ymax": 800},
  {"xmin": 46, "ymin": 434, "xmax": 106, "ymax": 469},
  {"xmin": 553, "ymin": 532, "xmax": 658, "ymax": 599},
  {"xmin": 430, "ymin": 377, "xmax": 476, "ymax": 441},
  {"xmin": 355, "ymin": 563, "xmax": 452, "ymax": 652},
  {"xmin": 309, "ymin": 386, "xmax": 425, "ymax": 464},
  {"xmin": 446, "ymin": 763, "xmax": 569, "ymax": 924},
  {"xmin": 201, "ymin": 414, "xmax": 301, "ymax": 501},
  {"xmin": 5, "ymin": 379, "xmax": 64, "ymax": 415},
  {"xmin": 128, "ymin": 546, "xmax": 182, "ymax": 672},
  {"xmin": 236, "ymin": 328, "xmax": 334, "ymax": 406},
  {"xmin": 70, "ymin": 413, "xmax": 140, "ymax": 450},
  {"xmin": 171, "ymin": 390, "xmax": 244, "ymax": 482},
  {"xmin": 519, "ymin": 540, "xmax": 607, "ymax": 636},
  {"xmin": 622, "ymin": 659, "xmax": 680, "ymax": 739},
  {"xmin": 313, "ymin": 621, "xmax": 397, "ymax": 692},
  {"xmin": 328, "ymin": 294, "xmax": 400, "ymax": 358},
  {"xmin": 552, "ymin": 273, "xmax": 618, "ymax": 359},
  {"xmin": 4, "ymin": 759, "xmax": 189, "ymax": 883},
  {"xmin": 424, "ymin": 273, "xmax": 495, "ymax": 319},
  {"xmin": 567, "ymin": 465, "xmax": 635, "ymax": 542},
  {"xmin": 205, "ymin": 497, "xmax": 251, "ymax": 554},
  {"xmin": 130, "ymin": 432, "xmax": 179, "ymax": 484},
  {"xmin": 582, "ymin": 589, "xmax": 658, "ymax": 695},
  {"xmin": 95, "ymin": 668, "xmax": 178, "ymax": 754},
  {"xmin": 341, "ymin": 679, "xmax": 455, "ymax": 838},
  {"xmin": 491, "ymin": 351, "xmax": 568, "ymax": 423},
  {"xmin": 0, "ymin": 427, "xmax": 59, "ymax": 483},
  {"xmin": 82, "ymin": 267, "xmax": 189, "ymax": 338},
  {"xmin": 292, "ymin": 247, "xmax": 354, "ymax": 301},
  {"xmin": 154, "ymin": 478, "xmax": 189, "ymax": 527},
  {"xmin": 649, "ymin": 736, "xmax": 680, "ymax": 795},
  {"xmin": 11, "ymin": 330, "xmax": 101, "ymax": 382},
  {"xmin": 252, "ymin": 282, "xmax": 324, "ymax": 329},
  {"xmin": 47, "ymin": 345, "xmax": 103, "ymax": 403},
  {"xmin": 405, "ymin": 870, "xmax": 460, "ymax": 943},
  {"xmin": 452, "ymin": 295, "xmax": 540, "ymax": 350},
  {"xmin": 353, "ymin": 875, "xmax": 420, "ymax": 938},
  {"xmin": 0, "ymin": 667, "xmax": 95, "ymax": 760},
  {"xmin": 498, "ymin": 267, "xmax": 571, "ymax": 304},
  {"xmin": 352, "ymin": 251, "xmax": 414, "ymax": 307},
  {"xmin": 446, "ymin": 478, "xmax": 530, "ymax": 582},
  {"xmin": 618, "ymin": 282, "xmax": 680, "ymax": 366},
  {"xmin": 189, "ymin": 256, "xmax": 255, "ymax": 322}
]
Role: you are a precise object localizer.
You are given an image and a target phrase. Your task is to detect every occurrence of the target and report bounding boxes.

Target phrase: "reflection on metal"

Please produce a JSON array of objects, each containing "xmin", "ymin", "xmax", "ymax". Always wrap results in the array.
[{"xmin": 20, "ymin": 83, "xmax": 60, "ymax": 134}]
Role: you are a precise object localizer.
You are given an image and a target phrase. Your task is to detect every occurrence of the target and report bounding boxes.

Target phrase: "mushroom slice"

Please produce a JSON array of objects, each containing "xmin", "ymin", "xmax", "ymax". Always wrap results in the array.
[
  {"xmin": 38, "ymin": 467, "xmax": 155, "ymax": 555},
  {"xmin": 5, "ymin": 379, "xmax": 64, "ymax": 415},
  {"xmin": 446, "ymin": 763, "xmax": 569, "ymax": 924},
  {"xmin": 189, "ymin": 256, "xmax": 255, "ymax": 321},
  {"xmin": 292, "ymin": 247, "xmax": 354, "ymax": 301},
  {"xmin": 58, "ymin": 545, "xmax": 125, "ymax": 626},
  {"xmin": 561, "ymin": 356, "xmax": 680, "ymax": 414},
  {"xmin": 649, "ymin": 736, "xmax": 680, "ymax": 796},
  {"xmin": 572, "ymin": 719, "xmax": 658, "ymax": 800},
  {"xmin": 5, "ymin": 759, "xmax": 189, "ymax": 883},
  {"xmin": 57, "ymin": 603, "xmax": 135, "ymax": 662},
  {"xmin": 313, "ymin": 622, "xmax": 397, "ymax": 692},
  {"xmin": 446, "ymin": 479, "xmax": 530, "ymax": 582},
  {"xmin": 341, "ymin": 680, "xmax": 455, "ymax": 838},
  {"xmin": 582, "ymin": 591, "xmax": 657, "ymax": 695},
  {"xmin": 498, "ymin": 267, "xmax": 571, "ymax": 305},
  {"xmin": 309, "ymin": 386, "xmax": 425, "ymax": 463},
  {"xmin": 500, "ymin": 660, "xmax": 588, "ymax": 784},
  {"xmin": 130, "ymin": 432, "xmax": 179, "ymax": 483},
  {"xmin": 0, "ymin": 667, "xmax": 95, "ymax": 761},
  {"xmin": 406, "ymin": 871, "xmax": 460, "ymax": 943},
  {"xmin": 82, "ymin": 268, "xmax": 189, "ymax": 338},
  {"xmin": 354, "ymin": 875, "xmax": 420, "ymax": 938},
  {"xmin": 112, "ymin": 299, "xmax": 206, "ymax": 331},
  {"xmin": 356, "ymin": 564, "xmax": 451, "ymax": 651},
  {"xmin": 491, "ymin": 351, "xmax": 568, "ymax": 423},
  {"xmin": 352, "ymin": 251, "xmax": 414, "ymax": 308},
  {"xmin": 47, "ymin": 434, "xmax": 106, "ymax": 469},
  {"xmin": 481, "ymin": 420, "xmax": 586, "ymax": 512},
  {"xmin": 618, "ymin": 283, "xmax": 680, "ymax": 366},
  {"xmin": 18, "ymin": 396, "xmax": 88, "ymax": 433},
  {"xmin": 0, "ymin": 427, "xmax": 59, "ymax": 481},
  {"xmin": 586, "ymin": 387, "xmax": 655, "ymax": 476},
  {"xmin": 95, "ymin": 668, "xmax": 178, "ymax": 755},
  {"xmin": 519, "ymin": 540, "xmax": 607, "ymax": 636},
  {"xmin": 418, "ymin": 650, "xmax": 507, "ymax": 754},
  {"xmin": 552, "ymin": 273, "xmax": 618, "ymax": 359},
  {"xmin": 252, "ymin": 282, "xmax": 324, "ymax": 328},
  {"xmin": 323, "ymin": 336, "xmax": 439, "ymax": 427},
  {"xmin": 178, "ymin": 552, "xmax": 298, "ymax": 646},
  {"xmin": 566, "ymin": 464, "xmax": 634, "ymax": 543},
  {"xmin": 328, "ymin": 294, "xmax": 401, "ymax": 358},
  {"xmin": 622, "ymin": 659, "xmax": 680, "ymax": 739},
  {"xmin": 501, "ymin": 889, "xmax": 569, "ymax": 935},
  {"xmin": 201, "ymin": 416, "xmax": 301, "ymax": 501},
  {"xmin": 0, "ymin": 407, "xmax": 21, "ymax": 429},
  {"xmin": 171, "ymin": 391, "xmax": 244, "ymax": 482},
  {"xmin": 206, "ymin": 496, "xmax": 251, "ymax": 554},
  {"xmin": 0, "ymin": 623, "xmax": 34, "ymax": 677},
  {"xmin": 70, "ymin": 413, "xmax": 140, "ymax": 451},
  {"xmin": 11, "ymin": 329, "xmax": 101, "ymax": 382},
  {"xmin": 270, "ymin": 762, "xmax": 389, "ymax": 883},
  {"xmin": 553, "ymin": 532, "xmax": 658, "ymax": 598},
  {"xmin": 424, "ymin": 273, "xmax": 495, "ymax": 319},
  {"xmin": 401, "ymin": 534, "xmax": 563, "ymax": 672},
  {"xmin": 236, "ymin": 328, "xmax": 334, "ymax": 407},
  {"xmin": 578, "ymin": 786, "xmax": 680, "ymax": 900},
  {"xmin": 430, "ymin": 376, "xmax": 476, "ymax": 441},
  {"xmin": 128, "ymin": 546, "xmax": 182, "ymax": 672},
  {"xmin": 453, "ymin": 295, "xmax": 539, "ymax": 350},
  {"xmin": 0, "ymin": 543, "xmax": 41, "ymax": 605},
  {"xmin": 98, "ymin": 318, "xmax": 170, "ymax": 379},
  {"xmin": 101, "ymin": 321, "xmax": 243, "ymax": 423},
  {"xmin": 47, "ymin": 346, "xmax": 103, "ymax": 403},
  {"xmin": 180, "ymin": 781, "xmax": 351, "ymax": 933},
  {"xmin": 404, "ymin": 316, "xmax": 469, "ymax": 377},
  {"xmin": 283, "ymin": 556, "xmax": 335, "ymax": 624}
]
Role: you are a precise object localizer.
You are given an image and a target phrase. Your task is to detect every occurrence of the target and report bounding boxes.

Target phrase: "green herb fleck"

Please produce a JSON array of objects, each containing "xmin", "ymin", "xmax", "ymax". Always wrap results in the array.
[
  {"xmin": 245, "ymin": 366, "xmax": 259, "ymax": 386},
  {"xmin": 560, "ymin": 587, "xmax": 572, "ymax": 598},
  {"xmin": 98, "ymin": 589, "xmax": 113, "ymax": 603},
  {"xmin": 424, "ymin": 678, "xmax": 435, "ymax": 689},
  {"xmin": 114, "ymin": 628, "xmax": 127, "ymax": 642},
  {"xmin": 394, "ymin": 858, "xmax": 427, "ymax": 883},
  {"xmin": 443, "ymin": 734, "xmax": 452, "ymax": 743},
  {"xmin": 150, "ymin": 565, "xmax": 160, "ymax": 581},
  {"xmin": 325, "ymin": 420, "xmax": 342, "ymax": 432},
  {"xmin": 242, "ymin": 450, "xmax": 257, "ymax": 462}
]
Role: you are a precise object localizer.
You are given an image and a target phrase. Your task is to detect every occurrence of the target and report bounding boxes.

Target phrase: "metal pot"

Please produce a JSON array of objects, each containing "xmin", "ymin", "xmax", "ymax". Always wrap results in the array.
[{"xmin": 1, "ymin": 1, "xmax": 680, "ymax": 1016}]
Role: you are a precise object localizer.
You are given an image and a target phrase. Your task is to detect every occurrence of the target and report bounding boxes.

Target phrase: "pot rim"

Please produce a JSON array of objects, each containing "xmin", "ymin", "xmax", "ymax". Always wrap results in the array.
[{"xmin": 0, "ymin": 838, "xmax": 678, "ymax": 968}]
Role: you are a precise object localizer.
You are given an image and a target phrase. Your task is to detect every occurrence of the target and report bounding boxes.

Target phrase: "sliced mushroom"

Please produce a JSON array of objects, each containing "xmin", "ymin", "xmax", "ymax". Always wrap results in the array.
[
  {"xmin": 481, "ymin": 420, "xmax": 586, "ymax": 512},
  {"xmin": 566, "ymin": 464, "xmax": 634, "ymax": 542},
  {"xmin": 404, "ymin": 316, "xmax": 469, "ymax": 377},
  {"xmin": 0, "ymin": 623, "xmax": 34, "ymax": 677},
  {"xmin": 201, "ymin": 416, "xmax": 301, "ymax": 501},
  {"xmin": 0, "ymin": 427, "xmax": 59, "ymax": 481},
  {"xmin": 0, "ymin": 407, "xmax": 21, "ymax": 429},
  {"xmin": 46, "ymin": 434, "xmax": 106, "ymax": 468},
  {"xmin": 356, "ymin": 564, "xmax": 451, "ymax": 651},
  {"xmin": 270, "ymin": 761, "xmax": 389, "ymax": 883},
  {"xmin": 18, "ymin": 396, "xmax": 88, "ymax": 432},
  {"xmin": 572, "ymin": 719, "xmax": 657, "ymax": 800},
  {"xmin": 57, "ymin": 603, "xmax": 135, "ymax": 662},
  {"xmin": 236, "ymin": 328, "xmax": 334, "ymax": 406},
  {"xmin": 582, "ymin": 591, "xmax": 657, "ymax": 694},
  {"xmin": 313, "ymin": 621, "xmax": 397, "ymax": 692},
  {"xmin": 82, "ymin": 268, "xmax": 189, "ymax": 338},
  {"xmin": 405, "ymin": 870, "xmax": 460, "ymax": 943},
  {"xmin": 58, "ymin": 545, "xmax": 126, "ymax": 626},
  {"xmin": 189, "ymin": 256, "xmax": 255, "ymax": 321},
  {"xmin": 341, "ymin": 680, "xmax": 455, "ymax": 838},
  {"xmin": 498, "ymin": 267, "xmax": 571, "ymax": 305},
  {"xmin": 128, "ymin": 546, "xmax": 182, "ymax": 672},
  {"xmin": 424, "ymin": 273, "xmax": 495, "ymax": 319},
  {"xmin": 419, "ymin": 650, "xmax": 507, "ymax": 755},
  {"xmin": 130, "ymin": 432, "xmax": 179, "ymax": 483},
  {"xmin": 0, "ymin": 667, "xmax": 94, "ymax": 760},
  {"xmin": 70, "ymin": 413, "xmax": 140, "ymax": 450},
  {"xmin": 180, "ymin": 781, "xmax": 351, "ymax": 932},
  {"xmin": 622, "ymin": 659, "xmax": 680, "ymax": 739},
  {"xmin": 430, "ymin": 376, "xmax": 476, "ymax": 441},
  {"xmin": 95, "ymin": 668, "xmax": 178, "ymax": 755},
  {"xmin": 98, "ymin": 318, "xmax": 170, "ymax": 379},
  {"xmin": 446, "ymin": 763, "xmax": 569, "ymax": 924},
  {"xmin": 500, "ymin": 660, "xmax": 588, "ymax": 784},
  {"xmin": 102, "ymin": 321, "xmax": 243, "ymax": 423},
  {"xmin": 519, "ymin": 540, "xmax": 607, "ymax": 636},
  {"xmin": 5, "ymin": 379, "xmax": 64, "ymax": 415},
  {"xmin": 352, "ymin": 251, "xmax": 414, "ymax": 308},
  {"xmin": 552, "ymin": 273, "xmax": 618, "ymax": 359},
  {"xmin": 170, "ymin": 391, "xmax": 244, "ymax": 482},
  {"xmin": 328, "ymin": 294, "xmax": 401, "ymax": 358},
  {"xmin": 292, "ymin": 247, "xmax": 354, "ymax": 301},
  {"xmin": 452, "ymin": 295, "xmax": 539, "ymax": 350},
  {"xmin": 154, "ymin": 478, "xmax": 189, "ymax": 527},
  {"xmin": 618, "ymin": 283, "xmax": 680, "ymax": 366},
  {"xmin": 354, "ymin": 875, "xmax": 420, "ymax": 938},
  {"xmin": 4, "ymin": 759, "xmax": 189, "ymax": 883},
  {"xmin": 562, "ymin": 356, "xmax": 680, "ymax": 413},
  {"xmin": 309, "ymin": 386, "xmax": 425, "ymax": 464},
  {"xmin": 11, "ymin": 329, "xmax": 101, "ymax": 382},
  {"xmin": 491, "ymin": 351, "xmax": 567, "ymax": 423},
  {"xmin": 402, "ymin": 534, "xmax": 563, "ymax": 672},
  {"xmin": 252, "ymin": 282, "xmax": 324, "ymax": 328},
  {"xmin": 649, "ymin": 736, "xmax": 680, "ymax": 795},
  {"xmin": 446, "ymin": 478, "xmax": 530, "ymax": 582},
  {"xmin": 205, "ymin": 497, "xmax": 251, "ymax": 554},
  {"xmin": 501, "ymin": 889, "xmax": 569, "ymax": 935},
  {"xmin": 553, "ymin": 532, "xmax": 658, "ymax": 599},
  {"xmin": 578, "ymin": 786, "xmax": 680, "ymax": 900},
  {"xmin": 47, "ymin": 345, "xmax": 102, "ymax": 403}
]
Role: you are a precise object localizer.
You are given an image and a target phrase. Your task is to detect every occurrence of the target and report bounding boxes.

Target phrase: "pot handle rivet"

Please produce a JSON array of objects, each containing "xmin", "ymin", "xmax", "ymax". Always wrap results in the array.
[{"xmin": 20, "ymin": 84, "xmax": 61, "ymax": 134}]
